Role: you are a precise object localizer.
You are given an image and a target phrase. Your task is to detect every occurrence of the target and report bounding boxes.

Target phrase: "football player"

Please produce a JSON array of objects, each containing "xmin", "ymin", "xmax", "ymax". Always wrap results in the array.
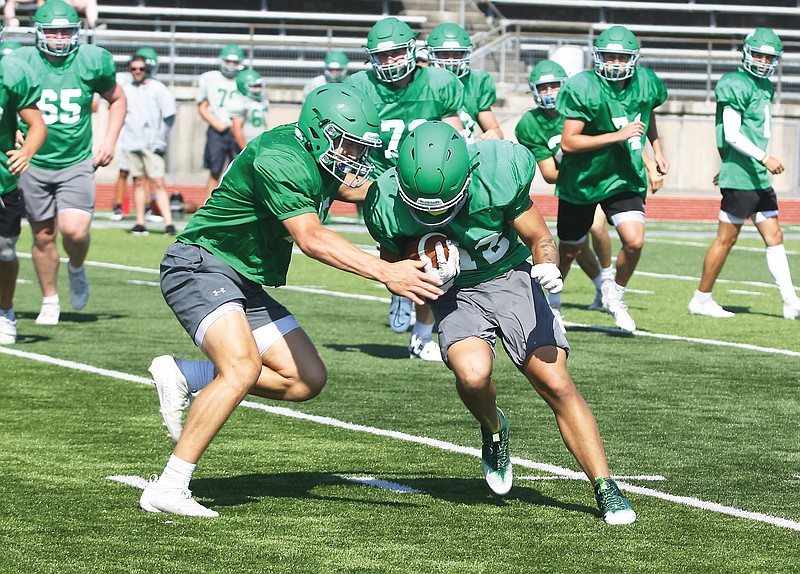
[
  {"xmin": 0, "ymin": 27, "xmax": 47, "ymax": 345},
  {"xmin": 426, "ymin": 22, "xmax": 503, "ymax": 141},
  {"xmin": 197, "ymin": 43, "xmax": 245, "ymax": 201},
  {"xmin": 689, "ymin": 28, "xmax": 800, "ymax": 319},
  {"xmin": 344, "ymin": 16, "xmax": 465, "ymax": 361},
  {"xmin": 555, "ymin": 25, "xmax": 669, "ymax": 332},
  {"xmin": 303, "ymin": 50, "xmax": 349, "ymax": 97},
  {"xmin": 12, "ymin": 0, "xmax": 125, "ymax": 326},
  {"xmin": 140, "ymin": 84, "xmax": 443, "ymax": 517},
  {"xmin": 363, "ymin": 121, "xmax": 636, "ymax": 525},
  {"xmin": 230, "ymin": 69, "xmax": 270, "ymax": 148}
]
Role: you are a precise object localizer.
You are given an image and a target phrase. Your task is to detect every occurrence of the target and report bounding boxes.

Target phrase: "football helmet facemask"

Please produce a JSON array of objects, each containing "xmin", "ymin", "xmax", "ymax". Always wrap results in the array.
[
  {"xmin": 297, "ymin": 84, "xmax": 382, "ymax": 188},
  {"xmin": 323, "ymin": 51, "xmax": 349, "ymax": 83},
  {"xmin": 397, "ymin": 121, "xmax": 471, "ymax": 228},
  {"xmin": 593, "ymin": 25, "xmax": 640, "ymax": 82},
  {"xmin": 220, "ymin": 44, "xmax": 245, "ymax": 78},
  {"xmin": 426, "ymin": 22, "xmax": 472, "ymax": 78},
  {"xmin": 742, "ymin": 28, "xmax": 783, "ymax": 78},
  {"xmin": 34, "ymin": 0, "xmax": 81, "ymax": 57},
  {"xmin": 529, "ymin": 59, "xmax": 568, "ymax": 109},
  {"xmin": 366, "ymin": 17, "xmax": 417, "ymax": 83}
]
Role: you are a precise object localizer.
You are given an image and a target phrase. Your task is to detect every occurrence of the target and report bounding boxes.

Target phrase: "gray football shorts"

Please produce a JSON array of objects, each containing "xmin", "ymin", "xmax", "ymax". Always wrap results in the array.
[
  {"xmin": 431, "ymin": 261, "xmax": 570, "ymax": 372},
  {"xmin": 19, "ymin": 158, "xmax": 96, "ymax": 222},
  {"xmin": 160, "ymin": 242, "xmax": 292, "ymax": 343}
]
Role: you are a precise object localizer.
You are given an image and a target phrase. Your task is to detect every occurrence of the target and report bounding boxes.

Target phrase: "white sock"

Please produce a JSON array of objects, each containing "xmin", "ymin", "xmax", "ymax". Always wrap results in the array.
[
  {"xmin": 766, "ymin": 244, "xmax": 798, "ymax": 302},
  {"xmin": 693, "ymin": 290, "xmax": 712, "ymax": 303},
  {"xmin": 600, "ymin": 266, "xmax": 614, "ymax": 282},
  {"xmin": 176, "ymin": 359, "xmax": 215, "ymax": 392},
  {"xmin": 160, "ymin": 454, "xmax": 196, "ymax": 489},
  {"xmin": 548, "ymin": 291, "xmax": 562, "ymax": 308},
  {"xmin": 42, "ymin": 295, "xmax": 59, "ymax": 306},
  {"xmin": 68, "ymin": 263, "xmax": 83, "ymax": 274},
  {"xmin": 412, "ymin": 320, "xmax": 434, "ymax": 340},
  {"xmin": 591, "ymin": 273, "xmax": 603, "ymax": 290}
]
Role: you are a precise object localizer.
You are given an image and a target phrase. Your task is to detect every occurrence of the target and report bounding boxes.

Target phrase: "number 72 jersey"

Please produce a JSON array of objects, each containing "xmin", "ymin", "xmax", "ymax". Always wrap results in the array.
[{"xmin": 11, "ymin": 44, "xmax": 117, "ymax": 169}]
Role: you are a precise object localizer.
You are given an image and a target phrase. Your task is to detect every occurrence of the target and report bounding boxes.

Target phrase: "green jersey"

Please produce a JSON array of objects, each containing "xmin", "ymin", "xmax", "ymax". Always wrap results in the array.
[
  {"xmin": 459, "ymin": 69, "xmax": 497, "ymax": 142},
  {"xmin": 344, "ymin": 66, "xmax": 463, "ymax": 177},
  {"xmin": 515, "ymin": 107, "xmax": 565, "ymax": 165},
  {"xmin": 177, "ymin": 124, "xmax": 340, "ymax": 287},
  {"xmin": 0, "ymin": 57, "xmax": 40, "ymax": 195},
  {"xmin": 555, "ymin": 68, "xmax": 667, "ymax": 204},
  {"xmin": 364, "ymin": 139, "xmax": 534, "ymax": 287},
  {"xmin": 715, "ymin": 68, "xmax": 774, "ymax": 190},
  {"xmin": 12, "ymin": 45, "xmax": 116, "ymax": 169}
]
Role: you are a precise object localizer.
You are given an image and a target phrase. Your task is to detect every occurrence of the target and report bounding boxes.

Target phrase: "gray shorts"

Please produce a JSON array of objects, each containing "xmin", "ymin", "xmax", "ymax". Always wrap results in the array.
[
  {"xmin": 431, "ymin": 261, "xmax": 570, "ymax": 372},
  {"xmin": 19, "ymin": 158, "xmax": 96, "ymax": 222},
  {"xmin": 160, "ymin": 242, "xmax": 292, "ymax": 343}
]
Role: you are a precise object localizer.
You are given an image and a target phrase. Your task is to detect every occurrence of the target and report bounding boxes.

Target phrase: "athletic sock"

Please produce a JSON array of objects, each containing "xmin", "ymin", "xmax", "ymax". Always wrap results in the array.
[
  {"xmin": 412, "ymin": 320, "xmax": 434, "ymax": 340},
  {"xmin": 600, "ymin": 266, "xmax": 614, "ymax": 283},
  {"xmin": 591, "ymin": 273, "xmax": 603, "ymax": 290},
  {"xmin": 176, "ymin": 359, "xmax": 215, "ymax": 392},
  {"xmin": 67, "ymin": 263, "xmax": 83, "ymax": 275},
  {"xmin": 693, "ymin": 290, "xmax": 713, "ymax": 303},
  {"xmin": 42, "ymin": 295, "xmax": 59, "ymax": 306},
  {"xmin": 0, "ymin": 306, "xmax": 14, "ymax": 320},
  {"xmin": 160, "ymin": 454, "xmax": 196, "ymax": 489},
  {"xmin": 548, "ymin": 291, "xmax": 562, "ymax": 308},
  {"xmin": 766, "ymin": 244, "xmax": 799, "ymax": 302}
]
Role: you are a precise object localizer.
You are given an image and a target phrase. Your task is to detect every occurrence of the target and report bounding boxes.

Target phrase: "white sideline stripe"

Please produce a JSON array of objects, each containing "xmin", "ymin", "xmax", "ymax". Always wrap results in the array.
[
  {"xmin": 126, "ymin": 280, "xmax": 160, "ymax": 287},
  {"xmin": 519, "ymin": 475, "xmax": 666, "ymax": 481},
  {"xmin": 107, "ymin": 475, "xmax": 148, "ymax": 490},
  {"xmin": 340, "ymin": 476, "xmax": 423, "ymax": 494},
  {"xmin": 728, "ymin": 289, "xmax": 767, "ymax": 296},
  {"xmin": 624, "ymin": 289, "xmax": 654, "ymax": 295},
  {"xmin": 648, "ymin": 238, "xmax": 797, "ymax": 255},
  {"xmin": 2, "ymin": 346, "xmax": 800, "ymax": 532}
]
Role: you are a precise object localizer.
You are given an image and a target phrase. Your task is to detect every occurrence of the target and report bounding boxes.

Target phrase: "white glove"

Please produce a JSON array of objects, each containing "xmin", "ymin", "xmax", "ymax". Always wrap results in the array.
[
  {"xmin": 422, "ymin": 239, "xmax": 460, "ymax": 292},
  {"xmin": 531, "ymin": 263, "xmax": 563, "ymax": 294}
]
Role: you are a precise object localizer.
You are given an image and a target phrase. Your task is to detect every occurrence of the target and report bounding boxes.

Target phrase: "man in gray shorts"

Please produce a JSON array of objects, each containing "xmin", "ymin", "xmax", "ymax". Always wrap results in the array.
[{"xmin": 363, "ymin": 122, "xmax": 636, "ymax": 525}]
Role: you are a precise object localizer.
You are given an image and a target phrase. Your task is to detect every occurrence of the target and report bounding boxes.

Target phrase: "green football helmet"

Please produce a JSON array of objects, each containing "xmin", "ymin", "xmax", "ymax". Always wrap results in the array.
[
  {"xmin": 365, "ymin": 17, "xmax": 417, "ymax": 83},
  {"xmin": 236, "ymin": 69, "xmax": 266, "ymax": 102},
  {"xmin": 742, "ymin": 28, "xmax": 783, "ymax": 78},
  {"xmin": 426, "ymin": 22, "xmax": 472, "ymax": 78},
  {"xmin": 397, "ymin": 121, "xmax": 471, "ymax": 228},
  {"xmin": 34, "ymin": 0, "xmax": 81, "ymax": 57},
  {"xmin": 323, "ymin": 51, "xmax": 349, "ymax": 83},
  {"xmin": 0, "ymin": 40, "xmax": 22, "ymax": 58},
  {"xmin": 297, "ymin": 84, "xmax": 382, "ymax": 188},
  {"xmin": 220, "ymin": 44, "xmax": 245, "ymax": 78},
  {"xmin": 593, "ymin": 25, "xmax": 639, "ymax": 81},
  {"xmin": 529, "ymin": 60, "xmax": 568, "ymax": 109},
  {"xmin": 135, "ymin": 46, "xmax": 159, "ymax": 77}
]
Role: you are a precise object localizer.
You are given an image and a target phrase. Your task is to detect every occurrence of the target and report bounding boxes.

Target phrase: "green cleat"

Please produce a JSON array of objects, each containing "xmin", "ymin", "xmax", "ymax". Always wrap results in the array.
[
  {"xmin": 481, "ymin": 407, "xmax": 513, "ymax": 495},
  {"xmin": 594, "ymin": 477, "xmax": 637, "ymax": 524}
]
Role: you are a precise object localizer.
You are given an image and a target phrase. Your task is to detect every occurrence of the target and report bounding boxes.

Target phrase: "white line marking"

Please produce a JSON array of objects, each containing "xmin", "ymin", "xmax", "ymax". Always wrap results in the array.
[
  {"xmin": 126, "ymin": 279, "xmax": 160, "ymax": 287},
  {"xmin": 339, "ymin": 476, "xmax": 423, "ymax": 494},
  {"xmin": 625, "ymin": 289, "xmax": 654, "ymax": 295},
  {"xmin": 106, "ymin": 475, "xmax": 148, "ymax": 490},
  {"xmin": 519, "ymin": 475, "xmax": 666, "ymax": 482},
  {"xmin": 3, "ymin": 347, "xmax": 799, "ymax": 531},
  {"xmin": 728, "ymin": 289, "xmax": 767, "ymax": 296},
  {"xmin": 647, "ymin": 238, "xmax": 796, "ymax": 255}
]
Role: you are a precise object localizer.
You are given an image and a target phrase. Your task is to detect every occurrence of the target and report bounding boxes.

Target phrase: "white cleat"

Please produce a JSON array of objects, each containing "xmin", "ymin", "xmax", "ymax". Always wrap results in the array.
[
  {"xmin": 408, "ymin": 333, "xmax": 442, "ymax": 362},
  {"xmin": 389, "ymin": 295, "xmax": 413, "ymax": 333},
  {"xmin": 783, "ymin": 297, "xmax": 800, "ymax": 320},
  {"xmin": 139, "ymin": 474, "xmax": 219, "ymax": 517},
  {"xmin": 602, "ymin": 282, "xmax": 636, "ymax": 332},
  {"xmin": 35, "ymin": 303, "xmax": 60, "ymax": 326},
  {"xmin": 688, "ymin": 293, "xmax": 734, "ymax": 318},
  {"xmin": 149, "ymin": 355, "xmax": 192, "ymax": 444},
  {"xmin": 0, "ymin": 315, "xmax": 17, "ymax": 344},
  {"xmin": 69, "ymin": 266, "xmax": 89, "ymax": 310}
]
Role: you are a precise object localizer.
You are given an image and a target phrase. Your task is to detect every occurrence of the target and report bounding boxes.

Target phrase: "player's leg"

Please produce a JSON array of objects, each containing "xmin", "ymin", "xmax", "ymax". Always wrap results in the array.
[
  {"xmin": 111, "ymin": 168, "xmax": 129, "ymax": 220},
  {"xmin": 551, "ymin": 199, "xmax": 596, "ymax": 322},
  {"xmin": 753, "ymin": 206, "xmax": 800, "ymax": 318},
  {"xmin": 0, "ymin": 190, "xmax": 21, "ymax": 344},
  {"xmin": 408, "ymin": 302, "xmax": 440, "ymax": 361},
  {"xmin": 588, "ymin": 206, "xmax": 613, "ymax": 309},
  {"xmin": 144, "ymin": 149, "xmax": 174, "ymax": 232}
]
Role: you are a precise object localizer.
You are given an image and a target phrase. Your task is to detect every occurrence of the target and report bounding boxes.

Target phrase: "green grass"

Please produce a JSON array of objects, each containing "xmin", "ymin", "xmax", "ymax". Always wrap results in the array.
[{"xmin": 1, "ymin": 219, "xmax": 799, "ymax": 573}]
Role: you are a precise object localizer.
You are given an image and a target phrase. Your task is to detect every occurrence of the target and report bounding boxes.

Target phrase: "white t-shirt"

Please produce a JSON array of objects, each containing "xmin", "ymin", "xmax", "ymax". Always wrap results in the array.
[
  {"xmin": 196, "ymin": 70, "xmax": 238, "ymax": 128},
  {"xmin": 120, "ymin": 78, "xmax": 177, "ymax": 151}
]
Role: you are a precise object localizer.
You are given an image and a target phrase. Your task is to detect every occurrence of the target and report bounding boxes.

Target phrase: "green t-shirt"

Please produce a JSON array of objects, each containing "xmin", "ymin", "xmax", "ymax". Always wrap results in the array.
[
  {"xmin": 177, "ymin": 124, "xmax": 340, "ymax": 286},
  {"xmin": 459, "ymin": 69, "xmax": 497, "ymax": 141},
  {"xmin": 12, "ymin": 45, "xmax": 117, "ymax": 169},
  {"xmin": 344, "ymin": 66, "xmax": 464, "ymax": 177},
  {"xmin": 515, "ymin": 107, "xmax": 565, "ymax": 165},
  {"xmin": 364, "ymin": 139, "xmax": 534, "ymax": 287},
  {"xmin": 0, "ymin": 57, "xmax": 41, "ymax": 195},
  {"xmin": 555, "ymin": 68, "xmax": 667, "ymax": 204},
  {"xmin": 715, "ymin": 68, "xmax": 774, "ymax": 190}
]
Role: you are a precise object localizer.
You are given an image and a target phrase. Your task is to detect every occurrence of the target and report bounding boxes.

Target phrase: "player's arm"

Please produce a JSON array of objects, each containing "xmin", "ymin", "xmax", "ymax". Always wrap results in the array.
[
  {"xmin": 560, "ymin": 117, "xmax": 644, "ymax": 154},
  {"xmin": 231, "ymin": 117, "xmax": 246, "ymax": 149},
  {"xmin": 198, "ymin": 99, "xmax": 227, "ymax": 133},
  {"xmin": 476, "ymin": 109, "xmax": 503, "ymax": 140},
  {"xmin": 536, "ymin": 157, "xmax": 558, "ymax": 184},
  {"xmin": 442, "ymin": 114, "xmax": 464, "ymax": 132},
  {"xmin": 8, "ymin": 105, "xmax": 46, "ymax": 176},
  {"xmin": 95, "ymin": 83, "xmax": 126, "ymax": 168},
  {"xmin": 513, "ymin": 202, "xmax": 563, "ymax": 293},
  {"xmin": 646, "ymin": 110, "xmax": 670, "ymax": 175},
  {"xmin": 721, "ymin": 106, "xmax": 783, "ymax": 175},
  {"xmin": 336, "ymin": 177, "xmax": 372, "ymax": 203},
  {"xmin": 642, "ymin": 151, "xmax": 664, "ymax": 193},
  {"xmin": 282, "ymin": 211, "xmax": 442, "ymax": 304}
]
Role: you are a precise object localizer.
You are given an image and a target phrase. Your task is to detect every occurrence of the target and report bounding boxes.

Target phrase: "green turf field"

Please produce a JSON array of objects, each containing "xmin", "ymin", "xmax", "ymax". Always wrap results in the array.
[{"xmin": 1, "ymin": 218, "xmax": 798, "ymax": 573}]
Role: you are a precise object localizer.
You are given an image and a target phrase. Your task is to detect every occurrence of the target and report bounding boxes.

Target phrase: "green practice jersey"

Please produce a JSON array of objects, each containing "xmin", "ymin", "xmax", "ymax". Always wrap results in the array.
[
  {"xmin": 344, "ymin": 66, "xmax": 463, "ymax": 177},
  {"xmin": 555, "ymin": 68, "xmax": 667, "ymax": 204},
  {"xmin": 715, "ymin": 68, "xmax": 774, "ymax": 190},
  {"xmin": 177, "ymin": 124, "xmax": 340, "ymax": 287},
  {"xmin": 515, "ymin": 107, "xmax": 565, "ymax": 165},
  {"xmin": 0, "ymin": 57, "xmax": 41, "ymax": 195},
  {"xmin": 12, "ymin": 45, "xmax": 116, "ymax": 169},
  {"xmin": 364, "ymin": 139, "xmax": 534, "ymax": 287},
  {"xmin": 459, "ymin": 69, "xmax": 497, "ymax": 142}
]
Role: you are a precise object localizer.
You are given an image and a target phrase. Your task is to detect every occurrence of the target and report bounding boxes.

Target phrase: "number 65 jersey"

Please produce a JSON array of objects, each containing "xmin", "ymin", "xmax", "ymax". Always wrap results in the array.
[
  {"xmin": 11, "ymin": 44, "xmax": 117, "ymax": 169},
  {"xmin": 364, "ymin": 139, "xmax": 535, "ymax": 287}
]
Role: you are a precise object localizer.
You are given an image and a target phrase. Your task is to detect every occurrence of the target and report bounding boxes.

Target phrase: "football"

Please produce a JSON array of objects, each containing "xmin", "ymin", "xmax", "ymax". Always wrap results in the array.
[{"xmin": 404, "ymin": 232, "xmax": 450, "ymax": 269}]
